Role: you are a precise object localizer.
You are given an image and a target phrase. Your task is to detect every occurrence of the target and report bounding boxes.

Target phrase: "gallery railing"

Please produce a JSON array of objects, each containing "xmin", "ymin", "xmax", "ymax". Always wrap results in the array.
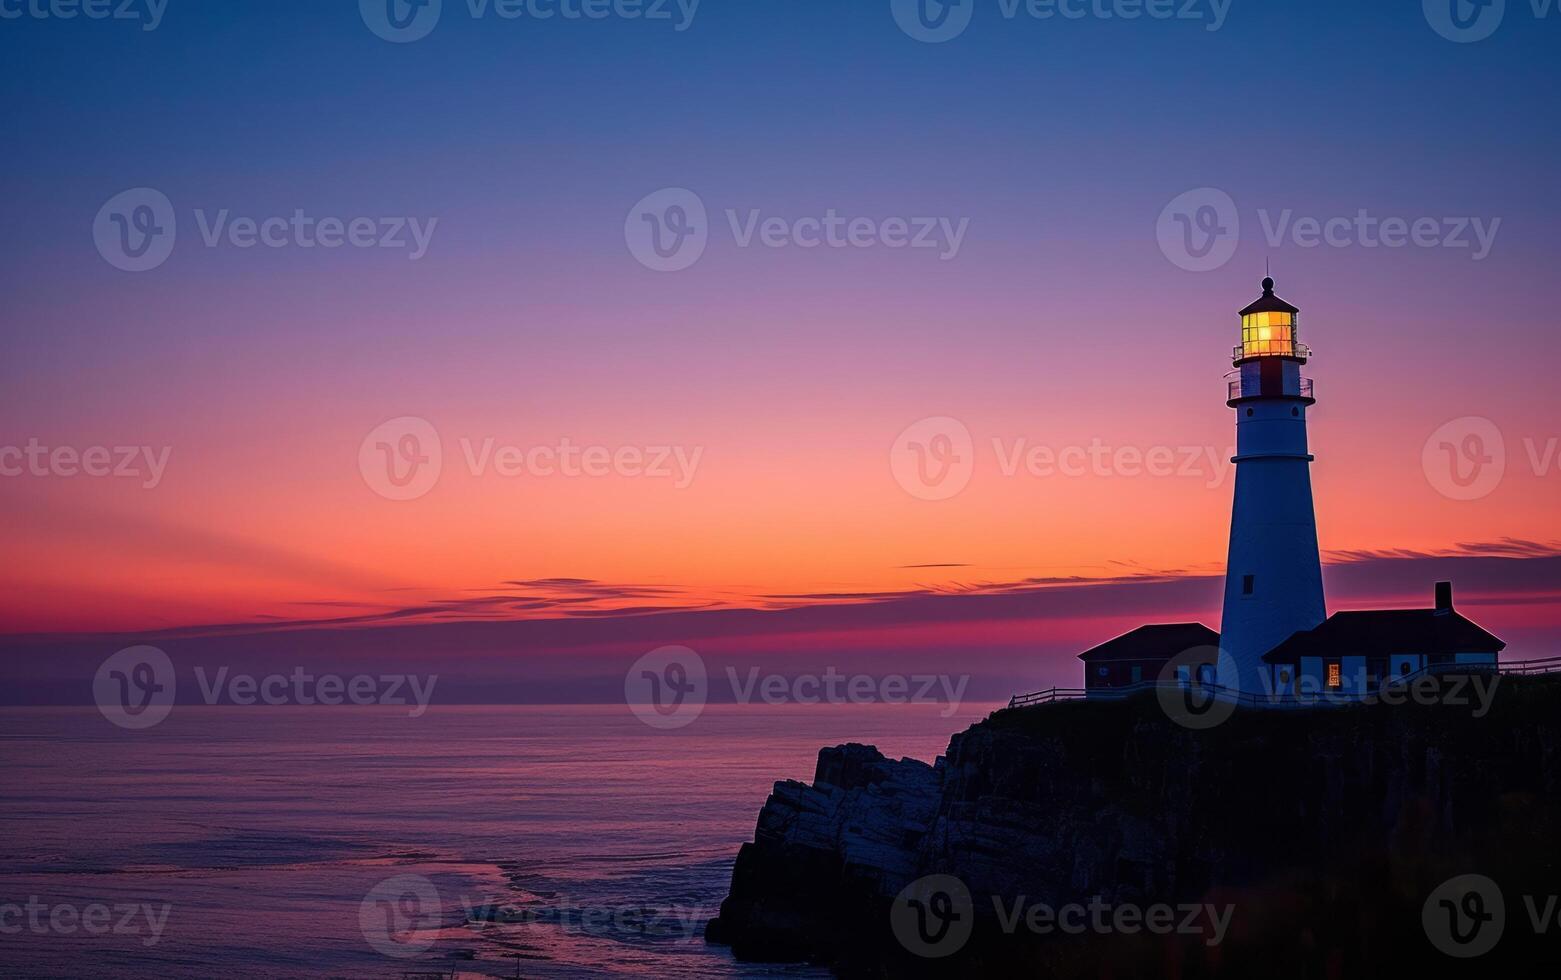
[
  {"xmin": 1006, "ymin": 657, "xmax": 1561, "ymax": 711},
  {"xmin": 1226, "ymin": 376, "xmax": 1315, "ymax": 401}
]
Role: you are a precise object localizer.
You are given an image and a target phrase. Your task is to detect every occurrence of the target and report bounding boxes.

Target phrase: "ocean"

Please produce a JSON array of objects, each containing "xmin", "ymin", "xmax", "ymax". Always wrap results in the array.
[{"xmin": 0, "ymin": 703, "xmax": 999, "ymax": 978}]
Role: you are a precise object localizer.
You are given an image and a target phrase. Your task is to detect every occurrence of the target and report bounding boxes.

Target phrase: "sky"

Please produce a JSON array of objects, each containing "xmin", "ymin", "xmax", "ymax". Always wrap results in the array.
[{"xmin": 1, "ymin": 0, "xmax": 1558, "ymax": 692}]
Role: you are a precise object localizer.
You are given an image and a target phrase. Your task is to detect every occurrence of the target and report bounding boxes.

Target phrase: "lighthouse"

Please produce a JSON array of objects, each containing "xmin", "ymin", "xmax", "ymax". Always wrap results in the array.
[
  {"xmin": 1218, "ymin": 277, "xmax": 1327, "ymax": 693},
  {"xmin": 1048, "ymin": 278, "xmax": 1511, "ymax": 708}
]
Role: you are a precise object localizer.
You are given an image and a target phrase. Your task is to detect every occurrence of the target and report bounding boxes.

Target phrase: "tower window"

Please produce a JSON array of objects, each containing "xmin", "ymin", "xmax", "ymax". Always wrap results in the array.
[
  {"xmin": 1326, "ymin": 662, "xmax": 1342, "ymax": 689},
  {"xmin": 1242, "ymin": 575, "xmax": 1255, "ymax": 596}
]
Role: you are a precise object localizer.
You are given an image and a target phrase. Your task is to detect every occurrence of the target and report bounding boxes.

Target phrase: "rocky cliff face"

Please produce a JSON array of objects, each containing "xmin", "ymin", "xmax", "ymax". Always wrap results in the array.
[{"xmin": 708, "ymin": 677, "xmax": 1561, "ymax": 977}]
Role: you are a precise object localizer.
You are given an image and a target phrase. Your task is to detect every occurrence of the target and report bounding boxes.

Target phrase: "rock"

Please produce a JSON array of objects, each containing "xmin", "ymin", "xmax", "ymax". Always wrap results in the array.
[{"xmin": 707, "ymin": 677, "xmax": 1561, "ymax": 977}]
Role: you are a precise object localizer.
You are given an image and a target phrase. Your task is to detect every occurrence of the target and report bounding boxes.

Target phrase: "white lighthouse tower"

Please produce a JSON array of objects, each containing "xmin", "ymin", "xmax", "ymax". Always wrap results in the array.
[{"xmin": 1219, "ymin": 277, "xmax": 1327, "ymax": 693}]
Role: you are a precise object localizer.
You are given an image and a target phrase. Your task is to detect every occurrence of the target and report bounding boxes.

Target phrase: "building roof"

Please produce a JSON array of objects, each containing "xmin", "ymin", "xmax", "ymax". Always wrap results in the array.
[
  {"xmin": 1262, "ymin": 609, "xmax": 1506, "ymax": 663},
  {"xmin": 1238, "ymin": 277, "xmax": 1300, "ymax": 316},
  {"xmin": 1077, "ymin": 623, "xmax": 1220, "ymax": 662}
]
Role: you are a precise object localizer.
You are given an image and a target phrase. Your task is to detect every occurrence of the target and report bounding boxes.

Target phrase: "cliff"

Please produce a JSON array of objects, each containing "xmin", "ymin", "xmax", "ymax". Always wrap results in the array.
[{"xmin": 707, "ymin": 676, "xmax": 1561, "ymax": 977}]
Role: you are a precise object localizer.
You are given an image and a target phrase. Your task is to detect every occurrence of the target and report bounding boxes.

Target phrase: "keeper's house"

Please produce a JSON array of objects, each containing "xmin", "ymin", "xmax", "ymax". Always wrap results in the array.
[
  {"xmin": 1261, "ymin": 582, "xmax": 1505, "ymax": 697},
  {"xmin": 1079, "ymin": 623, "xmax": 1220, "ymax": 691}
]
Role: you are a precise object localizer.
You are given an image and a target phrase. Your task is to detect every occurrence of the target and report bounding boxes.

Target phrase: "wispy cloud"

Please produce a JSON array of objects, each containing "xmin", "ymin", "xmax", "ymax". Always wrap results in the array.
[
  {"xmin": 16, "ymin": 543, "xmax": 1561, "ymax": 645},
  {"xmin": 1326, "ymin": 539, "xmax": 1561, "ymax": 563}
]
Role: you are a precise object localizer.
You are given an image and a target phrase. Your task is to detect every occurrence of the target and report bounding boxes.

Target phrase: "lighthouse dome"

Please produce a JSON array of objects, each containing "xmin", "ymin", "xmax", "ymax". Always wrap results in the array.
[{"xmin": 1239, "ymin": 277, "xmax": 1300, "ymax": 316}]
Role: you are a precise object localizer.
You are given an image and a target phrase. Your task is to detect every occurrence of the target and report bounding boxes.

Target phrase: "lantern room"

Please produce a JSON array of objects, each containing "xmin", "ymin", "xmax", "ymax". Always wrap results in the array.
[{"xmin": 1233, "ymin": 277, "xmax": 1307, "ymax": 364}]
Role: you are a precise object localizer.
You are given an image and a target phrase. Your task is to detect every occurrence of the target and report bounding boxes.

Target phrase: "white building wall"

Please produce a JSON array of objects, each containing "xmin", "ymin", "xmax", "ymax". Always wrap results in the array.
[{"xmin": 1219, "ymin": 397, "xmax": 1327, "ymax": 694}]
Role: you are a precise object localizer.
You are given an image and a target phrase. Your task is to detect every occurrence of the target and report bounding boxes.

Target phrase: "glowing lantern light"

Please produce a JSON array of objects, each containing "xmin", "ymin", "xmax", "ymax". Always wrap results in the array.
[{"xmin": 1234, "ymin": 277, "xmax": 1305, "ymax": 362}]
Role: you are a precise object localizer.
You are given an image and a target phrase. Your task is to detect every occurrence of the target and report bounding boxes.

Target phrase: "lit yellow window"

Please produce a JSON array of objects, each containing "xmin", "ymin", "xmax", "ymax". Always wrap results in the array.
[
  {"xmin": 1326, "ymin": 663, "xmax": 1342, "ymax": 688},
  {"xmin": 1240, "ymin": 312, "xmax": 1296, "ymax": 359}
]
